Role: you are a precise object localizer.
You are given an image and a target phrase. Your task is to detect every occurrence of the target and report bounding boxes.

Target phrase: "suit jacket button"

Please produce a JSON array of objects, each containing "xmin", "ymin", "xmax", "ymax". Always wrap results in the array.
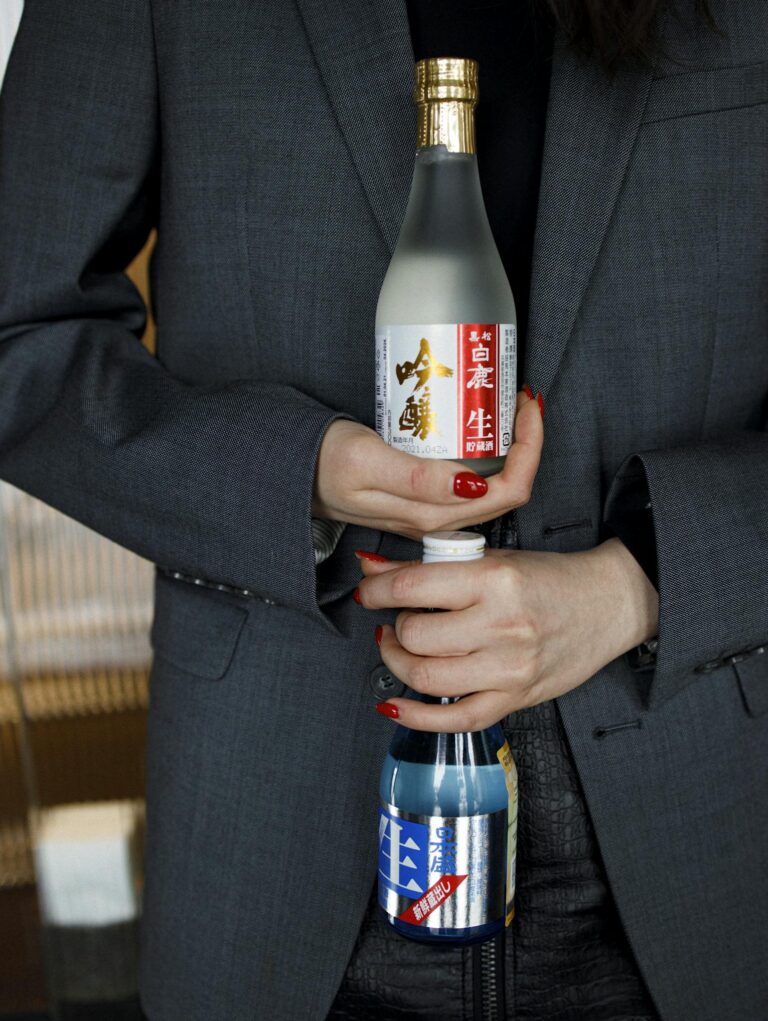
[{"xmin": 368, "ymin": 663, "xmax": 406, "ymax": 699}]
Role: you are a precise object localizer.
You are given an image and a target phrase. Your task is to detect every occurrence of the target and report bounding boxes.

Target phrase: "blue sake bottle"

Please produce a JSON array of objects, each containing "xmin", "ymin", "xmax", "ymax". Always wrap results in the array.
[{"xmin": 377, "ymin": 531, "xmax": 518, "ymax": 946}]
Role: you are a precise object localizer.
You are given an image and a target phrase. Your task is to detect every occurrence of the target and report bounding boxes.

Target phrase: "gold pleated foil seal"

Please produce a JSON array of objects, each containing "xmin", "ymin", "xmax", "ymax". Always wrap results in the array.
[{"xmin": 414, "ymin": 57, "xmax": 478, "ymax": 154}]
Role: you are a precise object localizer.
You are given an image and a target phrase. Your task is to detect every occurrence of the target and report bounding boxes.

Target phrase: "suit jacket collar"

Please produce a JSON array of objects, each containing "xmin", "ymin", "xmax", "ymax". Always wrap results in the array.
[{"xmin": 296, "ymin": 0, "xmax": 654, "ymax": 398}]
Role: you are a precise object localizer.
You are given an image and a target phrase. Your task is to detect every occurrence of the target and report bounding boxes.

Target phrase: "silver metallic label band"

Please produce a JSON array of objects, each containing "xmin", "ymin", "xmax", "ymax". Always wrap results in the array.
[{"xmin": 378, "ymin": 801, "xmax": 507, "ymax": 930}]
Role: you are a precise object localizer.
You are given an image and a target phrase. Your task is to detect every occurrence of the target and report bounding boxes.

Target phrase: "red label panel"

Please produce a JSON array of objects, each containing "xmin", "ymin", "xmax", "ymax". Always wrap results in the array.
[
  {"xmin": 397, "ymin": 874, "xmax": 468, "ymax": 926},
  {"xmin": 457, "ymin": 324, "xmax": 499, "ymax": 458}
]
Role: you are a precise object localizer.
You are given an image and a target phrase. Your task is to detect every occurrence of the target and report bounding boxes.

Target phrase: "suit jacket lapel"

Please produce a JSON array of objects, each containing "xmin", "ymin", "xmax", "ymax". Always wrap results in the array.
[
  {"xmin": 526, "ymin": 42, "xmax": 654, "ymax": 398},
  {"xmin": 295, "ymin": 0, "xmax": 415, "ymax": 254}
]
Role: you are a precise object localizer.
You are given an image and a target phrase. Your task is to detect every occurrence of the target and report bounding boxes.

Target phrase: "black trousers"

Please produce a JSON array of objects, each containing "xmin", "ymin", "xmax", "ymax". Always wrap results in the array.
[{"xmin": 327, "ymin": 699, "xmax": 660, "ymax": 1021}]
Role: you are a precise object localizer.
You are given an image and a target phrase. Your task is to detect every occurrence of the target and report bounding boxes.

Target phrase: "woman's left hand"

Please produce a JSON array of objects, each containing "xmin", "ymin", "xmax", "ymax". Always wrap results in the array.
[{"xmin": 356, "ymin": 537, "xmax": 659, "ymax": 732}]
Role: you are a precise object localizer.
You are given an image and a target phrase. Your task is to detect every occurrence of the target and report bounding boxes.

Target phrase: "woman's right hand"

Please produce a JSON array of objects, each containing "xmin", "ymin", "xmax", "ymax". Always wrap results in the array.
[{"xmin": 312, "ymin": 388, "xmax": 544, "ymax": 541}]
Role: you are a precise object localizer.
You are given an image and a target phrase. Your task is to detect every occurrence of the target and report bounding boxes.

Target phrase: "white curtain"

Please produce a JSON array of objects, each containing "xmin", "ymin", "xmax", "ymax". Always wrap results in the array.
[{"xmin": 0, "ymin": 0, "xmax": 23, "ymax": 87}]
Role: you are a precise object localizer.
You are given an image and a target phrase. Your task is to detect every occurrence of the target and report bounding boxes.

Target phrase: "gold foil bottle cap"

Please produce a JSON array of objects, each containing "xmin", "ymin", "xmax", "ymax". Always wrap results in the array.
[
  {"xmin": 414, "ymin": 57, "xmax": 478, "ymax": 154},
  {"xmin": 414, "ymin": 57, "xmax": 479, "ymax": 105}
]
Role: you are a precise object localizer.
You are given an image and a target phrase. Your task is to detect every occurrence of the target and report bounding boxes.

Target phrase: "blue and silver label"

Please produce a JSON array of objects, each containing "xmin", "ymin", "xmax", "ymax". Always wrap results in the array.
[{"xmin": 378, "ymin": 802, "xmax": 508, "ymax": 930}]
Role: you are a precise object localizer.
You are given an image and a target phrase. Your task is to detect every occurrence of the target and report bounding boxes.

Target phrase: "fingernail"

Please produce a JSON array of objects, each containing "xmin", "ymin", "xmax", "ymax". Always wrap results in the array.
[
  {"xmin": 523, "ymin": 383, "xmax": 535, "ymax": 401},
  {"xmin": 536, "ymin": 392, "xmax": 545, "ymax": 420},
  {"xmin": 453, "ymin": 471, "xmax": 488, "ymax": 499},
  {"xmin": 353, "ymin": 587, "xmax": 362, "ymax": 605},
  {"xmin": 375, "ymin": 625, "xmax": 383, "ymax": 646},
  {"xmin": 355, "ymin": 550, "xmax": 389, "ymax": 563},
  {"xmin": 376, "ymin": 702, "xmax": 399, "ymax": 719}
]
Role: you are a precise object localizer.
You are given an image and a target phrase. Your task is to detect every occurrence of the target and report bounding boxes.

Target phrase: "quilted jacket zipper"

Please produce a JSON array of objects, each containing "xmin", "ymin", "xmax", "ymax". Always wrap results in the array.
[{"xmin": 472, "ymin": 932, "xmax": 506, "ymax": 1020}]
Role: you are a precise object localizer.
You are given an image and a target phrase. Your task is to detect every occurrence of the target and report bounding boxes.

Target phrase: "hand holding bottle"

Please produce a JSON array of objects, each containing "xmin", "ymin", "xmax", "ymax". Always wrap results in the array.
[
  {"xmin": 312, "ymin": 388, "xmax": 543, "ymax": 540},
  {"xmin": 356, "ymin": 536, "xmax": 660, "ymax": 732}
]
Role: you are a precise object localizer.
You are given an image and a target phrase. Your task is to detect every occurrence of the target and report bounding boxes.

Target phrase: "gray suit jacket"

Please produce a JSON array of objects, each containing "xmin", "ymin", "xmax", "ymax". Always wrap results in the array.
[{"xmin": 1, "ymin": 1, "xmax": 767, "ymax": 1019}]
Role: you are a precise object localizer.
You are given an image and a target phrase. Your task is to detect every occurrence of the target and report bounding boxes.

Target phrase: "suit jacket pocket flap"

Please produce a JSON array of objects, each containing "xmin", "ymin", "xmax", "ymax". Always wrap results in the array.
[
  {"xmin": 150, "ymin": 571, "xmax": 248, "ymax": 680},
  {"xmin": 734, "ymin": 654, "xmax": 768, "ymax": 718},
  {"xmin": 643, "ymin": 61, "xmax": 768, "ymax": 124}
]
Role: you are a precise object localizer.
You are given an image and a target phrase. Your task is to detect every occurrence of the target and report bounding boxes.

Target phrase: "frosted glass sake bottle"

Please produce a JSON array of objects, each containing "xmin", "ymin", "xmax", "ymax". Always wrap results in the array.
[{"xmin": 375, "ymin": 57, "xmax": 517, "ymax": 477}]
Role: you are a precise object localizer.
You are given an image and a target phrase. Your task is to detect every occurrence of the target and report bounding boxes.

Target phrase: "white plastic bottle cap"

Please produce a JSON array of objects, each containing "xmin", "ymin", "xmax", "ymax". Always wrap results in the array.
[{"xmin": 422, "ymin": 530, "xmax": 486, "ymax": 563}]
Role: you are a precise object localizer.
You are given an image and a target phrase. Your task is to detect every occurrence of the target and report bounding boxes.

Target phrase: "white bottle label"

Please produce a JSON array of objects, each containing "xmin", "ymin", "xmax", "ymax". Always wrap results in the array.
[{"xmin": 376, "ymin": 323, "xmax": 516, "ymax": 460}]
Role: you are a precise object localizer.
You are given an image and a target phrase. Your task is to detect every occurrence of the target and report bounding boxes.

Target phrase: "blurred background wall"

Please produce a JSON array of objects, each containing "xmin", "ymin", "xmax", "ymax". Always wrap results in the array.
[
  {"xmin": 1, "ymin": 5, "xmax": 158, "ymax": 1016},
  {"xmin": 0, "ymin": 4, "xmax": 23, "ymax": 89}
]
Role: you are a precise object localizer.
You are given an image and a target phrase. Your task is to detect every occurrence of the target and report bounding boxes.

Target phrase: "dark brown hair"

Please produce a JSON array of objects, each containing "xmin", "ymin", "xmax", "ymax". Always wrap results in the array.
[{"xmin": 545, "ymin": 0, "xmax": 717, "ymax": 69}]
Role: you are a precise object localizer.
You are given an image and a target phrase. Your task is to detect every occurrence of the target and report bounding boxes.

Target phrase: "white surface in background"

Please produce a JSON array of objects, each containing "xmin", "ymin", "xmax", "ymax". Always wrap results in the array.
[
  {"xmin": 0, "ymin": 0, "xmax": 23, "ymax": 87},
  {"xmin": 35, "ymin": 801, "xmax": 143, "ymax": 926}
]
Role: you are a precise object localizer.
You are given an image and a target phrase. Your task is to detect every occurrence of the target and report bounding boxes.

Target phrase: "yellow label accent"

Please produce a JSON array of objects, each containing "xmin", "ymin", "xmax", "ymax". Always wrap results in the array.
[{"xmin": 497, "ymin": 741, "xmax": 518, "ymax": 927}]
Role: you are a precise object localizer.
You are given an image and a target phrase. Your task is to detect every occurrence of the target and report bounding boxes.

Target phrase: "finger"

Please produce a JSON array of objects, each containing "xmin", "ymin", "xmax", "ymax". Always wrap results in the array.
[
  {"xmin": 486, "ymin": 392, "xmax": 544, "ymax": 506},
  {"xmin": 354, "ymin": 552, "xmax": 407, "ymax": 578},
  {"xmin": 361, "ymin": 440, "xmax": 488, "ymax": 506},
  {"xmin": 379, "ymin": 626, "xmax": 502, "ymax": 696},
  {"xmin": 394, "ymin": 606, "xmax": 489, "ymax": 656},
  {"xmin": 357, "ymin": 561, "xmax": 481, "ymax": 611},
  {"xmin": 381, "ymin": 689, "xmax": 513, "ymax": 733}
]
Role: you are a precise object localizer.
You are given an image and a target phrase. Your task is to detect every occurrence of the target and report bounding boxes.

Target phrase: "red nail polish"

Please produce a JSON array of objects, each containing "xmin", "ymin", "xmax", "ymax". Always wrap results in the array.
[
  {"xmin": 536, "ymin": 392, "xmax": 545, "ymax": 419},
  {"xmin": 376, "ymin": 702, "xmax": 399, "ymax": 719},
  {"xmin": 355, "ymin": 550, "xmax": 389, "ymax": 563},
  {"xmin": 523, "ymin": 383, "xmax": 535, "ymax": 401},
  {"xmin": 353, "ymin": 587, "xmax": 362, "ymax": 604},
  {"xmin": 375, "ymin": 625, "xmax": 383, "ymax": 646},
  {"xmin": 453, "ymin": 471, "xmax": 488, "ymax": 499}
]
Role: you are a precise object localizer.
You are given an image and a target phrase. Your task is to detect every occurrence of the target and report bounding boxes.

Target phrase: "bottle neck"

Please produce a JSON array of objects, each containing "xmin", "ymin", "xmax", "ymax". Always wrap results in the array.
[
  {"xmin": 417, "ymin": 98, "xmax": 476, "ymax": 154},
  {"xmin": 389, "ymin": 715, "xmax": 504, "ymax": 766},
  {"xmin": 396, "ymin": 145, "xmax": 491, "ymax": 258}
]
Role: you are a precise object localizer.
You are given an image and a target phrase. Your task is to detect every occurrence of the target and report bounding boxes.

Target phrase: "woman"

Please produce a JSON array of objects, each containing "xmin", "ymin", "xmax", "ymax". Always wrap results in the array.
[{"xmin": 0, "ymin": 0, "xmax": 766, "ymax": 1018}]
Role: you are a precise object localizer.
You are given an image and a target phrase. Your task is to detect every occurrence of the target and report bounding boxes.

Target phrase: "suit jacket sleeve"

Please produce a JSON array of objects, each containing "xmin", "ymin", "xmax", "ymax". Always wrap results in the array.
[
  {"xmin": 0, "ymin": 1, "xmax": 351, "ymax": 632},
  {"xmin": 604, "ymin": 430, "xmax": 768, "ymax": 709}
]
